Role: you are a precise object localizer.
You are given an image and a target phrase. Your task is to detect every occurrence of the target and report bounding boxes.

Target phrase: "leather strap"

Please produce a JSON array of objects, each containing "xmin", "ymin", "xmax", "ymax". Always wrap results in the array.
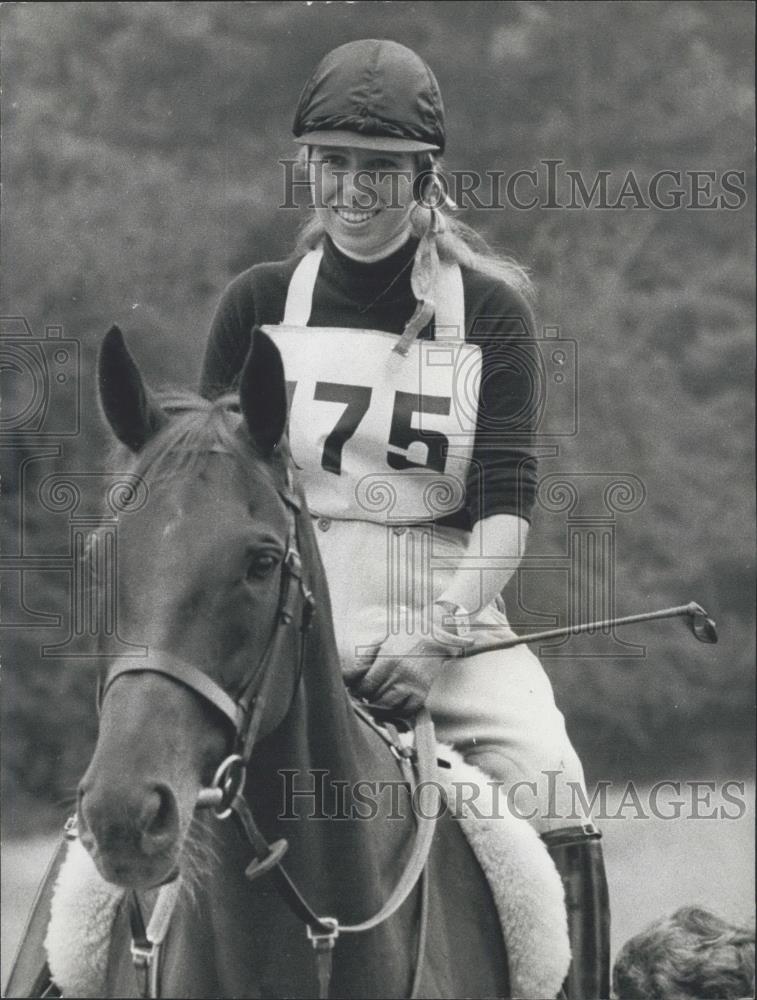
[
  {"xmin": 102, "ymin": 656, "xmax": 244, "ymax": 733},
  {"xmin": 410, "ymin": 866, "xmax": 429, "ymax": 998},
  {"xmin": 128, "ymin": 892, "xmax": 153, "ymax": 1000},
  {"xmin": 236, "ymin": 707, "xmax": 438, "ymax": 937},
  {"xmin": 231, "ymin": 707, "xmax": 438, "ymax": 998},
  {"xmin": 340, "ymin": 707, "xmax": 439, "ymax": 935},
  {"xmin": 128, "ymin": 880, "xmax": 182, "ymax": 999},
  {"xmin": 238, "ymin": 546, "xmax": 313, "ymax": 762},
  {"xmin": 351, "ymin": 700, "xmax": 415, "ymax": 762}
]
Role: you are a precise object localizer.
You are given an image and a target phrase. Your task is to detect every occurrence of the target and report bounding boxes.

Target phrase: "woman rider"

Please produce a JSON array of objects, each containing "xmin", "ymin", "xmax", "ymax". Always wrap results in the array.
[{"xmin": 201, "ymin": 39, "xmax": 609, "ymax": 998}]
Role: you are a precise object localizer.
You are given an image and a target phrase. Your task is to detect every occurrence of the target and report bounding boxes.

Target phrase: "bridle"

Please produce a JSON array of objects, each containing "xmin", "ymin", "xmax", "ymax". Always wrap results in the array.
[
  {"xmin": 95, "ymin": 482, "xmax": 438, "ymax": 999},
  {"xmin": 100, "ymin": 484, "xmax": 314, "ymax": 770}
]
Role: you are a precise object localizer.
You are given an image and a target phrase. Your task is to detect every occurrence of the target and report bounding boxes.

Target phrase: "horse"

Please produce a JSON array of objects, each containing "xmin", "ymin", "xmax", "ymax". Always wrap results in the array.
[{"xmin": 70, "ymin": 325, "xmax": 512, "ymax": 998}]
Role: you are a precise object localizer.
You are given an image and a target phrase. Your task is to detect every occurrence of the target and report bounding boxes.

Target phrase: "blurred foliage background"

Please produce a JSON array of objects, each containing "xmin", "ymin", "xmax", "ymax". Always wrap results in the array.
[{"xmin": 2, "ymin": 1, "xmax": 754, "ymax": 834}]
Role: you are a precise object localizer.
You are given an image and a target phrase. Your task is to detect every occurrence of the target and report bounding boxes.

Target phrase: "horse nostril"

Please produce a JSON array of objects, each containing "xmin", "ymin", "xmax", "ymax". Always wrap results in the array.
[{"xmin": 139, "ymin": 784, "xmax": 178, "ymax": 855}]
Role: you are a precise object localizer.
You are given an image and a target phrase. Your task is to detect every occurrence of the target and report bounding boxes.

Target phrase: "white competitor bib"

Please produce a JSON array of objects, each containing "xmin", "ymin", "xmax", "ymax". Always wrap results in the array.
[{"xmin": 262, "ymin": 247, "xmax": 482, "ymax": 524}]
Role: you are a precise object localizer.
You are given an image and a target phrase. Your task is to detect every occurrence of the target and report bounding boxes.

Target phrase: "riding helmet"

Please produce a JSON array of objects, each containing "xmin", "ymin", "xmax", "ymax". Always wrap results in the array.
[{"xmin": 293, "ymin": 39, "xmax": 446, "ymax": 154}]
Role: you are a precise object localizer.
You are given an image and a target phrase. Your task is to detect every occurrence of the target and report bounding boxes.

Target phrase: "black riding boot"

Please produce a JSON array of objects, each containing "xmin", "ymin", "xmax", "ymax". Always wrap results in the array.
[{"xmin": 541, "ymin": 824, "xmax": 611, "ymax": 1000}]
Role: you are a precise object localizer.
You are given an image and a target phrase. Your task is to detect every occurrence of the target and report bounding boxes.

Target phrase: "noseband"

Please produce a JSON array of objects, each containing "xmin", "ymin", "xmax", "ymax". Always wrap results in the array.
[{"xmin": 95, "ymin": 481, "xmax": 436, "ymax": 1000}]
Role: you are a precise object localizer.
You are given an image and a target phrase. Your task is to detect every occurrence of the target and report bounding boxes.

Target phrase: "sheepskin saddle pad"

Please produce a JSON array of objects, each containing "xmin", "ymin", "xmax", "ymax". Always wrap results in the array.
[{"xmin": 45, "ymin": 749, "xmax": 570, "ymax": 999}]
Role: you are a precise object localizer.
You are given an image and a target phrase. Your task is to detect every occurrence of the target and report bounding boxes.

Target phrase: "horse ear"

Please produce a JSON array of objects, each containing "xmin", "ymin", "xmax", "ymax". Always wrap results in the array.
[
  {"xmin": 98, "ymin": 326, "xmax": 168, "ymax": 451},
  {"xmin": 239, "ymin": 328, "xmax": 287, "ymax": 456}
]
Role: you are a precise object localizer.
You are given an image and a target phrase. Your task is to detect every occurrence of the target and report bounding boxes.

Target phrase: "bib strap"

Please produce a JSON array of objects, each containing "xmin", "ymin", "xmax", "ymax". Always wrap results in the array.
[
  {"xmin": 282, "ymin": 246, "xmax": 464, "ymax": 340},
  {"xmin": 433, "ymin": 262, "xmax": 465, "ymax": 341},
  {"xmin": 283, "ymin": 248, "xmax": 324, "ymax": 325}
]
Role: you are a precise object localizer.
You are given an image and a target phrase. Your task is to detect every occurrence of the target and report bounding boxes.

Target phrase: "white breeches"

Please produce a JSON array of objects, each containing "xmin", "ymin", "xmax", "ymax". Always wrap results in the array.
[{"xmin": 313, "ymin": 517, "xmax": 589, "ymax": 833}]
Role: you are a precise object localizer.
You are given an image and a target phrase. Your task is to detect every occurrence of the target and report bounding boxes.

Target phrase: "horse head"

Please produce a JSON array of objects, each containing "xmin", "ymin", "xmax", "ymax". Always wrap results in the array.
[{"xmin": 77, "ymin": 326, "xmax": 302, "ymax": 889}]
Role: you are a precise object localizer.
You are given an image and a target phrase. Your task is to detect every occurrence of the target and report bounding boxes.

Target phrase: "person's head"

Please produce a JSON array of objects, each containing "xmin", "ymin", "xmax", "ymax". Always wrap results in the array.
[
  {"xmin": 293, "ymin": 39, "xmax": 446, "ymax": 258},
  {"xmin": 612, "ymin": 906, "xmax": 755, "ymax": 1000},
  {"xmin": 291, "ymin": 39, "xmax": 534, "ymax": 302},
  {"xmin": 304, "ymin": 144, "xmax": 419, "ymax": 259}
]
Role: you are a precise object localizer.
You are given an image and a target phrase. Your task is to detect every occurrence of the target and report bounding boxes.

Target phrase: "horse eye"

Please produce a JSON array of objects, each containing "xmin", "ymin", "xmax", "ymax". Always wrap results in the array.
[{"xmin": 246, "ymin": 553, "xmax": 278, "ymax": 581}]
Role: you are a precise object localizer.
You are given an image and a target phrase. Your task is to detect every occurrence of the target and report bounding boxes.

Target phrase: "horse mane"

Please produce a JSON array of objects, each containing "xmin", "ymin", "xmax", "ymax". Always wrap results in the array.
[{"xmin": 113, "ymin": 388, "xmax": 290, "ymax": 490}]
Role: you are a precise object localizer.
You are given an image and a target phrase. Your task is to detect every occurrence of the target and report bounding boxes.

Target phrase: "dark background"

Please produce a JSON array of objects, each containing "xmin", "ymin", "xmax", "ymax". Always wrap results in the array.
[{"xmin": 2, "ymin": 1, "xmax": 754, "ymax": 835}]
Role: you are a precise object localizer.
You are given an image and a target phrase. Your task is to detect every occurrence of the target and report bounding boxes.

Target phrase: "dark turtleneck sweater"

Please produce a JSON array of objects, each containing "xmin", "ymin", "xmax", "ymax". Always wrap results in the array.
[{"xmin": 200, "ymin": 236, "xmax": 539, "ymax": 528}]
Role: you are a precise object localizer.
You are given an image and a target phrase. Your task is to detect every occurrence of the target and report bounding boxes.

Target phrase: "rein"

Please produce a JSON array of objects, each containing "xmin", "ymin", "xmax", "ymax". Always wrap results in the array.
[{"xmin": 97, "ymin": 486, "xmax": 437, "ymax": 999}]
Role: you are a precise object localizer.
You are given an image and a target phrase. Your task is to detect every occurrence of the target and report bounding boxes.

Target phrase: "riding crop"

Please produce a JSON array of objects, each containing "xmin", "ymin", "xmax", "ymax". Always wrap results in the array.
[{"xmin": 458, "ymin": 601, "xmax": 718, "ymax": 657}]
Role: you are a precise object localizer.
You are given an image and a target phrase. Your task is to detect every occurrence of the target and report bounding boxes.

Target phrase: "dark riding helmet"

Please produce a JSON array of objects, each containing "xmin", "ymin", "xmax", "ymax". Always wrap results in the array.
[{"xmin": 293, "ymin": 39, "xmax": 446, "ymax": 154}]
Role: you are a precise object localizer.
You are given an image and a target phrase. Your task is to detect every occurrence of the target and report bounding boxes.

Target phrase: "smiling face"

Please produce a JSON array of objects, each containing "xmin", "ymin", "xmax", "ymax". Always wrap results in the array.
[{"xmin": 309, "ymin": 145, "xmax": 418, "ymax": 257}]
